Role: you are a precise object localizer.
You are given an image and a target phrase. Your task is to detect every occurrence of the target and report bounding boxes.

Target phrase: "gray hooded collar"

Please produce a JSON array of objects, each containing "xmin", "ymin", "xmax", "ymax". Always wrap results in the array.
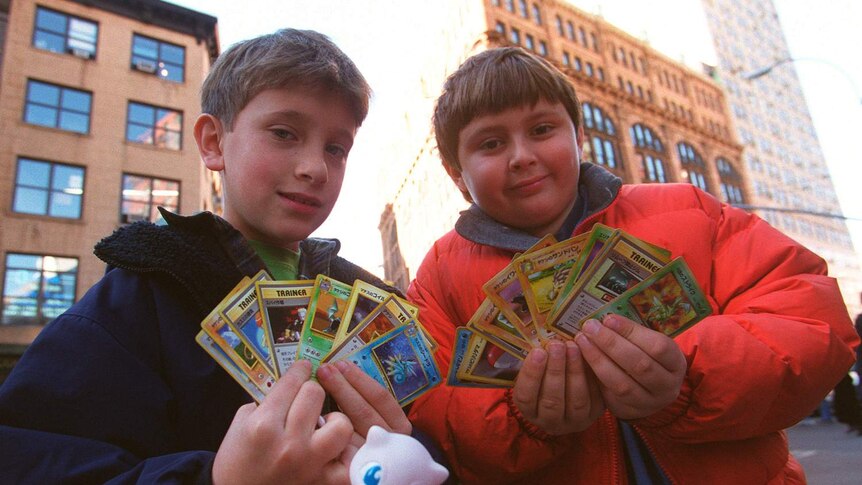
[{"xmin": 454, "ymin": 163, "xmax": 622, "ymax": 252}]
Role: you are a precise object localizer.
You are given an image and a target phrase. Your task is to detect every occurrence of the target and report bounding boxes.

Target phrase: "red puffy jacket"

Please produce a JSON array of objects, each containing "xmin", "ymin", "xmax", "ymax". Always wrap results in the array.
[{"xmin": 407, "ymin": 179, "xmax": 858, "ymax": 484}]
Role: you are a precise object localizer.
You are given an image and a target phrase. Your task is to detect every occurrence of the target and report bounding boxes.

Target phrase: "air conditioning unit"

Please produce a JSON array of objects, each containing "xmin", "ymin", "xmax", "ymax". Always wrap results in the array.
[
  {"xmin": 121, "ymin": 213, "xmax": 147, "ymax": 224},
  {"xmin": 69, "ymin": 47, "xmax": 93, "ymax": 59},
  {"xmin": 133, "ymin": 59, "xmax": 157, "ymax": 74}
]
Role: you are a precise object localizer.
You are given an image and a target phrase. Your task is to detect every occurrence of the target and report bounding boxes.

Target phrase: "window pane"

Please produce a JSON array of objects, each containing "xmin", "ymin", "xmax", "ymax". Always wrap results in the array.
[
  {"xmin": 154, "ymin": 129, "xmax": 181, "ymax": 150},
  {"xmin": 69, "ymin": 18, "xmax": 97, "ymax": 44},
  {"xmin": 49, "ymin": 192, "xmax": 81, "ymax": 218},
  {"xmin": 122, "ymin": 201, "xmax": 149, "ymax": 219},
  {"xmin": 27, "ymin": 81, "xmax": 60, "ymax": 105},
  {"xmin": 126, "ymin": 124, "xmax": 153, "ymax": 144},
  {"xmin": 17, "ymin": 159, "xmax": 50, "ymax": 187},
  {"xmin": 160, "ymin": 64, "xmax": 184, "ymax": 82},
  {"xmin": 156, "ymin": 109, "xmax": 181, "ymax": 131},
  {"xmin": 61, "ymin": 90, "xmax": 91, "ymax": 112},
  {"xmin": 52, "ymin": 165, "xmax": 84, "ymax": 191},
  {"xmin": 159, "ymin": 43, "xmax": 184, "ymax": 64},
  {"xmin": 59, "ymin": 111, "xmax": 90, "ymax": 133},
  {"xmin": 33, "ymin": 31, "xmax": 65, "ymax": 53},
  {"xmin": 25, "ymin": 105, "xmax": 58, "ymax": 128},
  {"xmin": 13, "ymin": 187, "xmax": 49, "ymax": 214},
  {"xmin": 128, "ymin": 103, "xmax": 154, "ymax": 125},
  {"xmin": 132, "ymin": 35, "xmax": 159, "ymax": 59},
  {"xmin": 35, "ymin": 9, "xmax": 66, "ymax": 34},
  {"xmin": 123, "ymin": 175, "xmax": 151, "ymax": 202}
]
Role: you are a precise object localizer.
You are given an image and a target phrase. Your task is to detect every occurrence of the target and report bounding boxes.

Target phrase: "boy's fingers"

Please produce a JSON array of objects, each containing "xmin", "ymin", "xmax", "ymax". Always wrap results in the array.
[
  {"xmin": 536, "ymin": 342, "xmax": 567, "ymax": 420},
  {"xmin": 310, "ymin": 412, "xmax": 354, "ymax": 464},
  {"xmin": 284, "ymin": 380, "xmax": 327, "ymax": 437},
  {"xmin": 336, "ymin": 360, "xmax": 412, "ymax": 434},
  {"xmin": 258, "ymin": 359, "xmax": 312, "ymax": 413},
  {"xmin": 563, "ymin": 342, "xmax": 593, "ymax": 420},
  {"xmin": 317, "ymin": 362, "xmax": 387, "ymax": 435},
  {"xmin": 603, "ymin": 315, "xmax": 687, "ymax": 372},
  {"xmin": 512, "ymin": 348, "xmax": 548, "ymax": 419}
]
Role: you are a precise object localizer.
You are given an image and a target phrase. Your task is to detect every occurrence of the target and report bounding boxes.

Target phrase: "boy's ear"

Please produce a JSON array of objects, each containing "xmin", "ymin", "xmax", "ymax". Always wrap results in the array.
[
  {"xmin": 194, "ymin": 114, "xmax": 226, "ymax": 171},
  {"xmin": 443, "ymin": 161, "xmax": 473, "ymax": 202}
]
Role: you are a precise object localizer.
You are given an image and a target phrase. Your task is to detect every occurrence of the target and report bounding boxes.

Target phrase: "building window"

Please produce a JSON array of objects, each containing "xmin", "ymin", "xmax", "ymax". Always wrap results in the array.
[
  {"xmin": 597, "ymin": 67, "xmax": 605, "ymax": 81},
  {"xmin": 562, "ymin": 52, "xmax": 570, "ymax": 66},
  {"xmin": 581, "ymin": 102, "xmax": 623, "ymax": 174},
  {"xmin": 505, "ymin": 0, "xmax": 515, "ymax": 12},
  {"xmin": 32, "ymin": 6, "xmax": 98, "ymax": 59},
  {"xmin": 578, "ymin": 27, "xmax": 587, "ymax": 46},
  {"xmin": 120, "ymin": 174, "xmax": 180, "ymax": 223},
  {"xmin": 13, "ymin": 158, "xmax": 84, "ymax": 219},
  {"xmin": 585, "ymin": 62, "xmax": 593, "ymax": 77},
  {"xmin": 531, "ymin": 3, "xmax": 542, "ymax": 24},
  {"xmin": 131, "ymin": 34, "xmax": 185, "ymax": 83},
  {"xmin": 631, "ymin": 123, "xmax": 667, "ymax": 183},
  {"xmin": 555, "ymin": 15, "xmax": 564, "ymax": 36},
  {"xmin": 677, "ymin": 142, "xmax": 707, "ymax": 191},
  {"xmin": 24, "ymin": 80, "xmax": 91, "ymax": 134},
  {"xmin": 495, "ymin": 21, "xmax": 506, "ymax": 35},
  {"xmin": 126, "ymin": 102, "xmax": 183, "ymax": 150},
  {"xmin": 518, "ymin": 0, "xmax": 528, "ymax": 18},
  {"xmin": 716, "ymin": 158, "xmax": 745, "ymax": 204},
  {"xmin": 566, "ymin": 21, "xmax": 575, "ymax": 41},
  {"xmin": 2, "ymin": 253, "xmax": 78, "ymax": 326},
  {"xmin": 525, "ymin": 34, "xmax": 535, "ymax": 51},
  {"xmin": 510, "ymin": 28, "xmax": 521, "ymax": 45}
]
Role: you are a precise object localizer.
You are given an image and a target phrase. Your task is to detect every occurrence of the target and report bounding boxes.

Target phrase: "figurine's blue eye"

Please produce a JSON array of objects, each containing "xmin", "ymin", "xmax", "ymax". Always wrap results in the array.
[{"xmin": 361, "ymin": 462, "xmax": 382, "ymax": 485}]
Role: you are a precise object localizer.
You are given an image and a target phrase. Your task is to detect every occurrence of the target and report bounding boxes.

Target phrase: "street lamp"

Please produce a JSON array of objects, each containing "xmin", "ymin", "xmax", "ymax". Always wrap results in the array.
[{"xmin": 741, "ymin": 56, "xmax": 862, "ymax": 104}]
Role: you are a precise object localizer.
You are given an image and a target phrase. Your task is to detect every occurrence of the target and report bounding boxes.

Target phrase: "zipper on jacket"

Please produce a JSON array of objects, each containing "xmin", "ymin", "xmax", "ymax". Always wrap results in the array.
[
  {"xmin": 631, "ymin": 423, "xmax": 677, "ymax": 485},
  {"xmin": 606, "ymin": 413, "xmax": 622, "ymax": 485}
]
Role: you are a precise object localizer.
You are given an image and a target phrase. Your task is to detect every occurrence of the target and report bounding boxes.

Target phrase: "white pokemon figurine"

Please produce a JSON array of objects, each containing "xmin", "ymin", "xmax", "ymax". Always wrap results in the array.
[{"xmin": 349, "ymin": 425, "xmax": 449, "ymax": 485}]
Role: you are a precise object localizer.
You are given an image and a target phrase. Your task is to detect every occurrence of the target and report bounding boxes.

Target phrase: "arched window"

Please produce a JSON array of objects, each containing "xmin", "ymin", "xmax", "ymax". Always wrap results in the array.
[
  {"xmin": 716, "ymin": 157, "xmax": 744, "ymax": 204},
  {"xmin": 581, "ymin": 102, "xmax": 623, "ymax": 176},
  {"xmin": 630, "ymin": 123, "xmax": 667, "ymax": 183},
  {"xmin": 531, "ymin": 3, "xmax": 542, "ymax": 24},
  {"xmin": 677, "ymin": 142, "xmax": 707, "ymax": 191}
]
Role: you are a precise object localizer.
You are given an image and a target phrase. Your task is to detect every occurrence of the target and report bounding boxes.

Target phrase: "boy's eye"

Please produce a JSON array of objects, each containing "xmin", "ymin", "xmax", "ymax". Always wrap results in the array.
[
  {"xmin": 478, "ymin": 138, "xmax": 502, "ymax": 151},
  {"xmin": 270, "ymin": 128, "xmax": 296, "ymax": 140},
  {"xmin": 532, "ymin": 123, "xmax": 554, "ymax": 136},
  {"xmin": 326, "ymin": 144, "xmax": 348, "ymax": 159}
]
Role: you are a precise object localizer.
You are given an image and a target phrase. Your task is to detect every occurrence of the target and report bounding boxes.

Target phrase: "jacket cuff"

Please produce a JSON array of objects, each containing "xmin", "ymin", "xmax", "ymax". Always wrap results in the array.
[
  {"xmin": 505, "ymin": 389, "xmax": 558, "ymax": 441},
  {"xmin": 631, "ymin": 376, "xmax": 693, "ymax": 429}
]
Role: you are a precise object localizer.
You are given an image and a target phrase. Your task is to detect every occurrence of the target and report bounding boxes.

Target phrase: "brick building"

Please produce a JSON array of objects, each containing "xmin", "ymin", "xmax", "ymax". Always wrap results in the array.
[
  {"xmin": 378, "ymin": 0, "xmax": 745, "ymax": 290},
  {"xmin": 0, "ymin": 0, "xmax": 218, "ymax": 380}
]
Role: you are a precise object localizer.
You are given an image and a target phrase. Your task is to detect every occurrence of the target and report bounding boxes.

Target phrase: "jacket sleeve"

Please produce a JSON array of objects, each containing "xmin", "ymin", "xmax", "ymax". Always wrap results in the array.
[
  {"xmin": 406, "ymin": 242, "xmax": 576, "ymax": 484},
  {"xmin": 0, "ymin": 273, "xmax": 222, "ymax": 484},
  {"xmin": 635, "ymin": 194, "xmax": 859, "ymax": 442}
]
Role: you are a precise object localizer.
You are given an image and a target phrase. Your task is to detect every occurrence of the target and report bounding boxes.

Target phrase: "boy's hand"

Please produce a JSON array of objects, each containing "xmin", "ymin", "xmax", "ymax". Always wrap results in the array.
[
  {"xmin": 212, "ymin": 360, "xmax": 354, "ymax": 485},
  {"xmin": 512, "ymin": 340, "xmax": 605, "ymax": 435},
  {"xmin": 575, "ymin": 315, "xmax": 687, "ymax": 420},
  {"xmin": 317, "ymin": 360, "xmax": 413, "ymax": 437}
]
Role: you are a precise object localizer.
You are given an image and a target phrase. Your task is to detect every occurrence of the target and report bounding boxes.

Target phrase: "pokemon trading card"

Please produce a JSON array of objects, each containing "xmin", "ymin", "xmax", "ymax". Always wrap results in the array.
[
  {"xmin": 324, "ymin": 295, "xmax": 413, "ymax": 364},
  {"xmin": 466, "ymin": 298, "xmax": 532, "ymax": 356},
  {"xmin": 196, "ymin": 330, "xmax": 268, "ymax": 403},
  {"xmin": 256, "ymin": 279, "xmax": 314, "ymax": 377},
  {"xmin": 333, "ymin": 280, "xmax": 421, "ymax": 347},
  {"xmin": 456, "ymin": 327, "xmax": 523, "ymax": 387},
  {"xmin": 345, "ymin": 322, "xmax": 441, "ymax": 407},
  {"xmin": 219, "ymin": 270, "xmax": 274, "ymax": 373},
  {"xmin": 586, "ymin": 257, "xmax": 712, "ymax": 337},
  {"xmin": 297, "ymin": 275, "xmax": 353, "ymax": 372},
  {"xmin": 548, "ymin": 231, "xmax": 671, "ymax": 338},
  {"xmin": 201, "ymin": 295, "xmax": 276, "ymax": 396},
  {"xmin": 447, "ymin": 327, "xmax": 511, "ymax": 388},
  {"xmin": 514, "ymin": 233, "xmax": 589, "ymax": 337}
]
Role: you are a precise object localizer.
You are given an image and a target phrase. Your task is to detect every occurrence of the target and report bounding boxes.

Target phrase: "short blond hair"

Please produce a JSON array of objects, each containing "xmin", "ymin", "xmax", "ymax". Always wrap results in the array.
[{"xmin": 201, "ymin": 29, "xmax": 371, "ymax": 131}]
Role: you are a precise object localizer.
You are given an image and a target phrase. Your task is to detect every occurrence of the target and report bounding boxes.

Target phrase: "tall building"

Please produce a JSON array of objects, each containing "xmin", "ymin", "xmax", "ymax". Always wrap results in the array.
[
  {"xmin": 0, "ymin": 0, "xmax": 218, "ymax": 379},
  {"xmin": 377, "ymin": 0, "xmax": 746, "ymax": 290},
  {"xmin": 700, "ymin": 0, "xmax": 862, "ymax": 315}
]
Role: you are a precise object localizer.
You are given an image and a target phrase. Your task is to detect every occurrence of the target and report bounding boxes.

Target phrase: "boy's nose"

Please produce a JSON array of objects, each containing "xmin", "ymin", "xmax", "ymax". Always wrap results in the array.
[
  {"xmin": 295, "ymin": 152, "xmax": 328, "ymax": 183},
  {"xmin": 509, "ymin": 139, "xmax": 537, "ymax": 171}
]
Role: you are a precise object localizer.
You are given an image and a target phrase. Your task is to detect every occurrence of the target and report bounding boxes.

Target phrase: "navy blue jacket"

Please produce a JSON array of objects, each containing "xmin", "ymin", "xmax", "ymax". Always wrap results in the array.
[{"xmin": 0, "ymin": 210, "xmax": 401, "ymax": 483}]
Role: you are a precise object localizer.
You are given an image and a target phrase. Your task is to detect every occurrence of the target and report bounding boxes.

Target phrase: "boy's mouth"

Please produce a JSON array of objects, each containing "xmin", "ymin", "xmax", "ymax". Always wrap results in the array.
[
  {"xmin": 510, "ymin": 174, "xmax": 547, "ymax": 191},
  {"xmin": 279, "ymin": 191, "xmax": 322, "ymax": 207}
]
